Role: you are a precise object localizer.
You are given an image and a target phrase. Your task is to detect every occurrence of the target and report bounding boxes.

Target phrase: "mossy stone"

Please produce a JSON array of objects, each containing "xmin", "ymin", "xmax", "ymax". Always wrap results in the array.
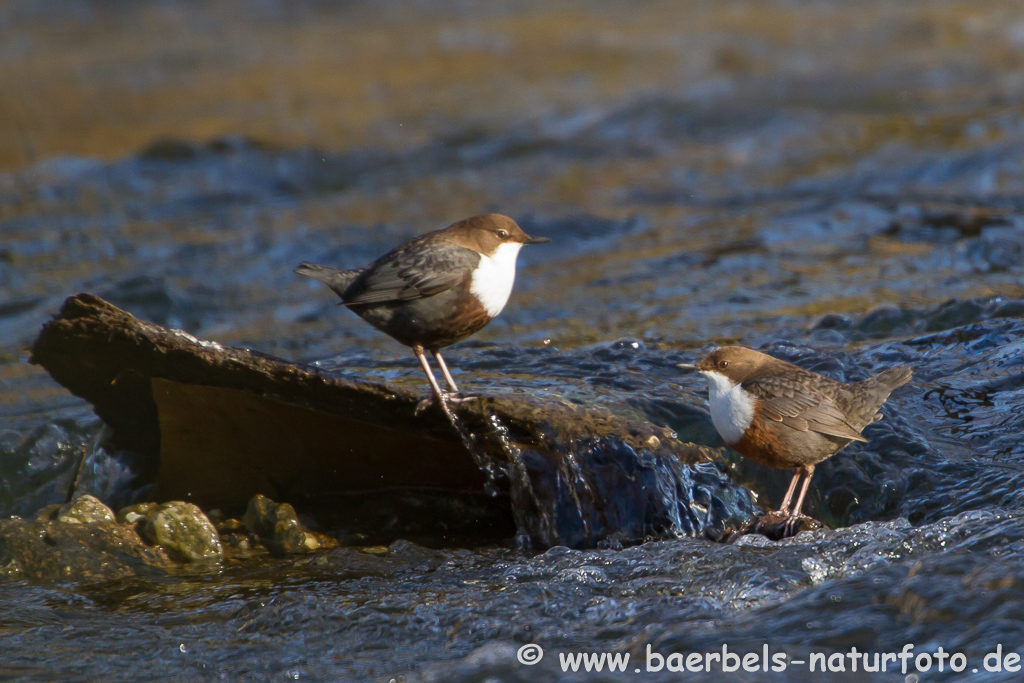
[
  {"xmin": 143, "ymin": 501, "xmax": 222, "ymax": 562},
  {"xmin": 57, "ymin": 495, "xmax": 116, "ymax": 524}
]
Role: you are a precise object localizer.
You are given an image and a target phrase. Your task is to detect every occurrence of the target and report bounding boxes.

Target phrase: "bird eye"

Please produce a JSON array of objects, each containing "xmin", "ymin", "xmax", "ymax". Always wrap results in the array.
[
  {"xmin": 719, "ymin": 360, "xmax": 729, "ymax": 368},
  {"xmin": 497, "ymin": 230, "xmax": 508, "ymax": 239}
]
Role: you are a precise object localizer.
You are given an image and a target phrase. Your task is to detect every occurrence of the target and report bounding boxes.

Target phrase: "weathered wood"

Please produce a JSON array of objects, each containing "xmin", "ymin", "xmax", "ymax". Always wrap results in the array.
[
  {"xmin": 29, "ymin": 294, "xmax": 753, "ymax": 546},
  {"xmin": 27, "ymin": 294, "xmax": 703, "ymax": 498}
]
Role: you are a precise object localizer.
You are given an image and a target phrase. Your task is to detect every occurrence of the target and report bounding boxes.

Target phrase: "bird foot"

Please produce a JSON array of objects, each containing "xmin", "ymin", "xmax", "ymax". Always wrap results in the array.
[
  {"xmin": 446, "ymin": 393, "xmax": 481, "ymax": 404},
  {"xmin": 414, "ymin": 391, "xmax": 480, "ymax": 415},
  {"xmin": 782, "ymin": 513, "xmax": 820, "ymax": 538},
  {"xmin": 753, "ymin": 510, "xmax": 822, "ymax": 540},
  {"xmin": 415, "ymin": 395, "xmax": 442, "ymax": 415}
]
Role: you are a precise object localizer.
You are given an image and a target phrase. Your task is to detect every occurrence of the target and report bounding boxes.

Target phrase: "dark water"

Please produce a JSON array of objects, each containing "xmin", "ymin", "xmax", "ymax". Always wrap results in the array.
[{"xmin": 4, "ymin": 0, "xmax": 1024, "ymax": 680}]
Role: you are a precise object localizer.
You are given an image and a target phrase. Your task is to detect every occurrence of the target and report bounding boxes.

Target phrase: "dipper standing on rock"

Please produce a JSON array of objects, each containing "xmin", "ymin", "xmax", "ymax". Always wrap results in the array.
[
  {"xmin": 295, "ymin": 214, "xmax": 549, "ymax": 408},
  {"xmin": 678, "ymin": 346, "xmax": 911, "ymax": 521}
]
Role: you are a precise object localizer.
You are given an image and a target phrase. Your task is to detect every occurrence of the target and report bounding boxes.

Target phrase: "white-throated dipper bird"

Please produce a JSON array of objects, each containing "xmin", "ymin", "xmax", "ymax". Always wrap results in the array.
[
  {"xmin": 295, "ymin": 213, "xmax": 549, "ymax": 408},
  {"xmin": 678, "ymin": 346, "xmax": 911, "ymax": 520}
]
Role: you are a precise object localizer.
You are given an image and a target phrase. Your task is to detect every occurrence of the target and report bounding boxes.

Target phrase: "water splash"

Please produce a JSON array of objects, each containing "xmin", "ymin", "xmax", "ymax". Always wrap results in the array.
[
  {"xmin": 481, "ymin": 412, "xmax": 555, "ymax": 548},
  {"xmin": 472, "ymin": 408, "xmax": 758, "ymax": 548},
  {"xmin": 429, "ymin": 398, "xmax": 504, "ymax": 495}
]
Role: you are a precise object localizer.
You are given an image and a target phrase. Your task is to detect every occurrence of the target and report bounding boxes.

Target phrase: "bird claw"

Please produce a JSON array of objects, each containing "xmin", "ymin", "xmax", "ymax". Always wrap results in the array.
[
  {"xmin": 414, "ymin": 391, "xmax": 480, "ymax": 415},
  {"xmin": 752, "ymin": 510, "xmax": 821, "ymax": 540},
  {"xmin": 758, "ymin": 509, "xmax": 793, "ymax": 526},
  {"xmin": 782, "ymin": 512, "xmax": 821, "ymax": 538},
  {"xmin": 446, "ymin": 393, "xmax": 481, "ymax": 404},
  {"xmin": 415, "ymin": 395, "xmax": 440, "ymax": 415},
  {"xmin": 781, "ymin": 515, "xmax": 803, "ymax": 537}
]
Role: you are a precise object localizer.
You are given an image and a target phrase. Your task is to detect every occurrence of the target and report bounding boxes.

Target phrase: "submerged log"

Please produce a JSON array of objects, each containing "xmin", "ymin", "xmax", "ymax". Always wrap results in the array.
[{"xmin": 29, "ymin": 294, "xmax": 759, "ymax": 548}]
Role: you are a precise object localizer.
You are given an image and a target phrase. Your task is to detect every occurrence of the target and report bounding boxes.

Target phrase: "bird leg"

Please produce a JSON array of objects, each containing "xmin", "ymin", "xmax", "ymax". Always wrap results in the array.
[
  {"xmin": 432, "ymin": 349, "xmax": 481, "ymax": 402},
  {"xmin": 414, "ymin": 346, "xmax": 455, "ymax": 417},
  {"xmin": 414, "ymin": 346, "xmax": 447, "ymax": 401},
  {"xmin": 432, "ymin": 350, "xmax": 460, "ymax": 393},
  {"xmin": 789, "ymin": 464, "xmax": 815, "ymax": 519},
  {"xmin": 414, "ymin": 347, "xmax": 477, "ymax": 419},
  {"xmin": 777, "ymin": 469, "xmax": 802, "ymax": 514}
]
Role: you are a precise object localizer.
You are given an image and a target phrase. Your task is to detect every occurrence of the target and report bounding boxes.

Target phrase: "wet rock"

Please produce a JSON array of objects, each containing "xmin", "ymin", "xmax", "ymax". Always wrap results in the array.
[
  {"xmin": 923, "ymin": 298, "xmax": 984, "ymax": 332},
  {"xmin": 242, "ymin": 494, "xmax": 323, "ymax": 555},
  {"xmin": 57, "ymin": 495, "xmax": 116, "ymax": 524},
  {"xmin": 856, "ymin": 304, "xmax": 914, "ymax": 336},
  {"xmin": 0, "ymin": 516, "xmax": 172, "ymax": 582},
  {"xmin": 0, "ymin": 419, "xmax": 100, "ymax": 520},
  {"xmin": 34, "ymin": 503, "xmax": 61, "ymax": 522},
  {"xmin": 222, "ymin": 533, "xmax": 255, "ymax": 555},
  {"xmin": 140, "ymin": 138, "xmax": 201, "ymax": 161},
  {"xmin": 749, "ymin": 511, "xmax": 823, "ymax": 540},
  {"xmin": 215, "ymin": 516, "xmax": 246, "ymax": 534},
  {"xmin": 965, "ymin": 225, "xmax": 1024, "ymax": 272},
  {"xmin": 117, "ymin": 502, "xmax": 158, "ymax": 526},
  {"xmin": 508, "ymin": 437, "xmax": 758, "ymax": 548},
  {"xmin": 812, "ymin": 313, "xmax": 853, "ymax": 330},
  {"xmin": 826, "ymin": 295, "xmax": 1024, "ymax": 342},
  {"xmin": 593, "ymin": 337, "xmax": 646, "ymax": 361},
  {"xmin": 142, "ymin": 501, "xmax": 222, "ymax": 563},
  {"xmin": 807, "ymin": 327, "xmax": 847, "ymax": 347},
  {"xmin": 993, "ymin": 298, "xmax": 1024, "ymax": 319},
  {"xmin": 290, "ymin": 540, "xmax": 450, "ymax": 581}
]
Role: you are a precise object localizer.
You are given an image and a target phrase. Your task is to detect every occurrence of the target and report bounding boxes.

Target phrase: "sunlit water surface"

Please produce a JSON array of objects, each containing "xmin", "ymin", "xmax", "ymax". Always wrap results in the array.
[{"xmin": 3, "ymin": 1, "xmax": 1024, "ymax": 679}]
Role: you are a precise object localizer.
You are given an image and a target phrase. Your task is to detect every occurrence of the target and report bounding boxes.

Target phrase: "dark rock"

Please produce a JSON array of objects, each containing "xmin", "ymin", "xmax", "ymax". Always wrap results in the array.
[
  {"xmin": 0, "ymin": 420, "xmax": 98, "ymax": 520},
  {"xmin": 140, "ymin": 138, "xmax": 200, "ymax": 161},
  {"xmin": 216, "ymin": 517, "xmax": 246, "ymax": 534},
  {"xmin": 223, "ymin": 534, "xmax": 255, "ymax": 556},
  {"xmin": 856, "ymin": 304, "xmax": 914, "ymax": 336},
  {"xmin": 34, "ymin": 503, "xmax": 61, "ymax": 522},
  {"xmin": 242, "ymin": 494, "xmax": 321, "ymax": 555},
  {"xmin": 593, "ymin": 337, "xmax": 646, "ymax": 361},
  {"xmin": 834, "ymin": 295, "xmax": 1024, "ymax": 340},
  {"xmin": 142, "ymin": 501, "xmax": 222, "ymax": 563},
  {"xmin": 965, "ymin": 225, "xmax": 1024, "ymax": 272},
  {"xmin": 807, "ymin": 328, "xmax": 847, "ymax": 346},
  {"xmin": 0, "ymin": 517, "xmax": 173, "ymax": 582},
  {"xmin": 924, "ymin": 299, "xmax": 984, "ymax": 332},
  {"xmin": 993, "ymin": 299, "xmax": 1024, "ymax": 319},
  {"xmin": 812, "ymin": 312, "xmax": 853, "ymax": 330}
]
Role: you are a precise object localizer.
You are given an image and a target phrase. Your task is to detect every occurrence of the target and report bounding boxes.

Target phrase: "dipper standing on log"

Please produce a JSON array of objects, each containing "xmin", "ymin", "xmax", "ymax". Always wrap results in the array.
[
  {"xmin": 678, "ymin": 346, "xmax": 911, "ymax": 521},
  {"xmin": 295, "ymin": 214, "xmax": 549, "ymax": 408}
]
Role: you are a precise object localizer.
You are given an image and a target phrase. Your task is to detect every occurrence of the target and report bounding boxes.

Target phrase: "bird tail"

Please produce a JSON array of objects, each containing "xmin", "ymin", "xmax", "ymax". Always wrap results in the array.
[
  {"xmin": 862, "ymin": 365, "xmax": 913, "ymax": 395},
  {"xmin": 294, "ymin": 262, "xmax": 360, "ymax": 299}
]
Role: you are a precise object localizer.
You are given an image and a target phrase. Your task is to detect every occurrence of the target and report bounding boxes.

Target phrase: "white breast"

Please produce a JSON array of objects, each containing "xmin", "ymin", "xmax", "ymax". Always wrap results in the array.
[
  {"xmin": 470, "ymin": 242, "xmax": 522, "ymax": 317},
  {"xmin": 702, "ymin": 370, "xmax": 755, "ymax": 445}
]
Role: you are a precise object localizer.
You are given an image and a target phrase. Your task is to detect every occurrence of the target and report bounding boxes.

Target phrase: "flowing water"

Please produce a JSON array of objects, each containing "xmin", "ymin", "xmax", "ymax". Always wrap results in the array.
[{"xmin": 3, "ymin": 0, "xmax": 1024, "ymax": 679}]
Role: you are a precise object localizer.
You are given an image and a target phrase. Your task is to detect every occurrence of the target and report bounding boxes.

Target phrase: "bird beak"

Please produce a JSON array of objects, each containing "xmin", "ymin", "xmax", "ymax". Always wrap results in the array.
[
  {"xmin": 523, "ymin": 235, "xmax": 551, "ymax": 245},
  {"xmin": 676, "ymin": 363, "xmax": 698, "ymax": 372}
]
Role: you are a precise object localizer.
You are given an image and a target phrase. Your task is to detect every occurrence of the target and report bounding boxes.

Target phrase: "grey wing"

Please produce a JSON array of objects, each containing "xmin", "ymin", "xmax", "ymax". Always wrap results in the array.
[
  {"xmin": 342, "ymin": 244, "xmax": 480, "ymax": 305},
  {"xmin": 742, "ymin": 375, "xmax": 868, "ymax": 442}
]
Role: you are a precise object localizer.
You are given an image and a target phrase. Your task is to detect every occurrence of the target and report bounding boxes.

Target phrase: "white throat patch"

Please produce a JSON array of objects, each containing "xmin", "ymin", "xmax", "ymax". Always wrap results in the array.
[
  {"xmin": 470, "ymin": 242, "xmax": 522, "ymax": 317},
  {"xmin": 701, "ymin": 370, "xmax": 755, "ymax": 445}
]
